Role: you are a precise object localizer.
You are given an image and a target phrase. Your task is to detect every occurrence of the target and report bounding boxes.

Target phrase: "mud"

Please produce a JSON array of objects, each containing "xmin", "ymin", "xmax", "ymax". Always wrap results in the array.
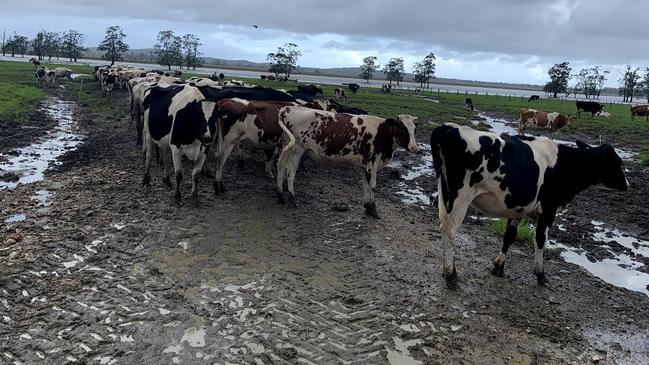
[{"xmin": 1, "ymin": 85, "xmax": 649, "ymax": 364}]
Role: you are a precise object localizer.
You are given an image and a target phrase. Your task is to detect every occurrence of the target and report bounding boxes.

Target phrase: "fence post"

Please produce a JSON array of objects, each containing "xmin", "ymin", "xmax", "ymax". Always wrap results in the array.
[{"xmin": 78, "ymin": 79, "xmax": 84, "ymax": 102}]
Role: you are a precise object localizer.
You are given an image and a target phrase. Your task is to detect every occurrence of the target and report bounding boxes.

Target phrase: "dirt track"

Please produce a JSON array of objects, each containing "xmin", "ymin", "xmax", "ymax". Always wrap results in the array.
[{"xmin": 1, "ymin": 88, "xmax": 649, "ymax": 364}]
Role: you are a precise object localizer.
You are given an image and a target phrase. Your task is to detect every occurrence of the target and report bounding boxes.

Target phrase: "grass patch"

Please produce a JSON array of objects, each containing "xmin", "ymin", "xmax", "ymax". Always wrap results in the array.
[
  {"xmin": 486, "ymin": 218, "xmax": 536, "ymax": 246},
  {"xmin": 638, "ymin": 150, "xmax": 649, "ymax": 166},
  {"xmin": 0, "ymin": 60, "xmax": 48, "ymax": 123}
]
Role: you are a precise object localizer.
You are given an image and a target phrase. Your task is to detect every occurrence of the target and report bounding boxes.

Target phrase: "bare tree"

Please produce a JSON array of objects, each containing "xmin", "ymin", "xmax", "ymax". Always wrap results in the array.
[
  {"xmin": 32, "ymin": 30, "xmax": 46, "ymax": 60},
  {"xmin": 44, "ymin": 31, "xmax": 61, "ymax": 61}
]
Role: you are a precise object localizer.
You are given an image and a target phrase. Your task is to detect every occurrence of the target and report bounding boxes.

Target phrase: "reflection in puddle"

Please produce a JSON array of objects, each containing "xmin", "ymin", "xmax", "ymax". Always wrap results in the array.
[
  {"xmin": 5, "ymin": 213, "xmax": 27, "ymax": 223},
  {"xmin": 591, "ymin": 221, "xmax": 649, "ymax": 258},
  {"xmin": 0, "ymin": 98, "xmax": 83, "ymax": 189}
]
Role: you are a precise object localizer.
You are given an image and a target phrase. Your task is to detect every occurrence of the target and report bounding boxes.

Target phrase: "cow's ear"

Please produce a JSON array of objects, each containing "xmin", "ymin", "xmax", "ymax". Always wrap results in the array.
[{"xmin": 576, "ymin": 140, "xmax": 591, "ymax": 149}]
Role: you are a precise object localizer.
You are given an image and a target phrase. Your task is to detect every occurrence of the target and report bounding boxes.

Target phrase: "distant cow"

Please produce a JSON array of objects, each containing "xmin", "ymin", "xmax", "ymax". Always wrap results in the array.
[
  {"xmin": 29, "ymin": 57, "xmax": 40, "ymax": 67},
  {"xmin": 142, "ymin": 84, "xmax": 218, "ymax": 204},
  {"xmin": 334, "ymin": 88, "xmax": 347, "ymax": 101},
  {"xmin": 276, "ymin": 106, "xmax": 418, "ymax": 217},
  {"xmin": 465, "ymin": 98, "xmax": 474, "ymax": 111},
  {"xmin": 381, "ymin": 85, "xmax": 392, "ymax": 93},
  {"xmin": 327, "ymin": 99, "xmax": 368, "ymax": 115},
  {"xmin": 630, "ymin": 105, "xmax": 649, "ymax": 121},
  {"xmin": 101, "ymin": 72, "xmax": 117, "ymax": 96},
  {"xmin": 518, "ymin": 108, "xmax": 575, "ymax": 139},
  {"xmin": 35, "ymin": 67, "xmax": 49, "ymax": 86},
  {"xmin": 348, "ymin": 83, "xmax": 360, "ymax": 94},
  {"xmin": 528, "ymin": 95, "xmax": 540, "ymax": 102},
  {"xmin": 297, "ymin": 84, "xmax": 323, "ymax": 95},
  {"xmin": 430, "ymin": 123, "xmax": 628, "ymax": 289},
  {"xmin": 576, "ymin": 101, "xmax": 604, "ymax": 118}
]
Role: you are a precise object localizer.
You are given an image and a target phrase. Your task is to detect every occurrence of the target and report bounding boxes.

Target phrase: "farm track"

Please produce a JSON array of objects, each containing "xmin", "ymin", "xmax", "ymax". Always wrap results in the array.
[{"xmin": 1, "ymin": 86, "xmax": 649, "ymax": 364}]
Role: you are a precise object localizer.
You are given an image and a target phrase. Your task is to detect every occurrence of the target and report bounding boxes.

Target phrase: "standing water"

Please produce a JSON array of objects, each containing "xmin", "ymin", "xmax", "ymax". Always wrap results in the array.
[{"xmin": 0, "ymin": 98, "xmax": 83, "ymax": 189}]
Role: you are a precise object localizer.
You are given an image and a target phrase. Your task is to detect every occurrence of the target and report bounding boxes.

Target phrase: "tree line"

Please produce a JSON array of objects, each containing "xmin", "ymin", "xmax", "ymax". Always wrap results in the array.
[
  {"xmin": 545, "ymin": 62, "xmax": 649, "ymax": 102},
  {"xmin": 2, "ymin": 29, "xmax": 86, "ymax": 62},
  {"xmin": 358, "ymin": 52, "xmax": 437, "ymax": 87}
]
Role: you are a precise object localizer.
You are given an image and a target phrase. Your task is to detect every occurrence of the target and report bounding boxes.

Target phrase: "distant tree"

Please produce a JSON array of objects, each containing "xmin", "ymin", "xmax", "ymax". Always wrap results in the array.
[
  {"xmin": 383, "ymin": 57, "xmax": 405, "ymax": 86},
  {"xmin": 62, "ymin": 30, "xmax": 86, "ymax": 62},
  {"xmin": 640, "ymin": 68, "xmax": 649, "ymax": 103},
  {"xmin": 44, "ymin": 31, "xmax": 61, "ymax": 61},
  {"xmin": 1, "ymin": 31, "xmax": 6, "ymax": 57},
  {"xmin": 154, "ymin": 30, "xmax": 183, "ymax": 70},
  {"xmin": 359, "ymin": 56, "xmax": 379, "ymax": 83},
  {"xmin": 267, "ymin": 43, "xmax": 301, "ymax": 78},
  {"xmin": 98, "ymin": 26, "xmax": 129, "ymax": 66},
  {"xmin": 413, "ymin": 52, "xmax": 436, "ymax": 88},
  {"xmin": 574, "ymin": 66, "xmax": 607, "ymax": 99},
  {"xmin": 545, "ymin": 62, "xmax": 571, "ymax": 98},
  {"xmin": 14, "ymin": 35, "xmax": 28, "ymax": 57},
  {"xmin": 32, "ymin": 30, "xmax": 46, "ymax": 60},
  {"xmin": 182, "ymin": 33, "xmax": 202, "ymax": 70},
  {"xmin": 618, "ymin": 65, "xmax": 641, "ymax": 102}
]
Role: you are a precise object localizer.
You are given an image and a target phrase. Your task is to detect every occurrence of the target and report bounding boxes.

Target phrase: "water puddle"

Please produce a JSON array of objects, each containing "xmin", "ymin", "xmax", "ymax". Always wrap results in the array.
[
  {"xmin": 33, "ymin": 189, "xmax": 53, "ymax": 207},
  {"xmin": 0, "ymin": 98, "xmax": 83, "ymax": 189},
  {"xmin": 591, "ymin": 221, "xmax": 649, "ymax": 258},
  {"xmin": 473, "ymin": 112, "xmax": 636, "ymax": 160},
  {"xmin": 390, "ymin": 143, "xmax": 435, "ymax": 208},
  {"xmin": 385, "ymin": 337, "xmax": 423, "ymax": 365},
  {"xmin": 4, "ymin": 213, "xmax": 27, "ymax": 223}
]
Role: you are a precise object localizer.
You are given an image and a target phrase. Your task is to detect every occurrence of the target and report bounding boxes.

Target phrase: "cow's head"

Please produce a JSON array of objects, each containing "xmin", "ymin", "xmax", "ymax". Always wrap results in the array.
[
  {"xmin": 392, "ymin": 114, "xmax": 418, "ymax": 153},
  {"xmin": 576, "ymin": 141, "xmax": 628, "ymax": 191}
]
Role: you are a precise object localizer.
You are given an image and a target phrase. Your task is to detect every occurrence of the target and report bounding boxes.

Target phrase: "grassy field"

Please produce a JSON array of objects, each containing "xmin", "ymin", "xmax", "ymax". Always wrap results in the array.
[{"xmin": 3, "ymin": 59, "xmax": 648, "ymax": 152}]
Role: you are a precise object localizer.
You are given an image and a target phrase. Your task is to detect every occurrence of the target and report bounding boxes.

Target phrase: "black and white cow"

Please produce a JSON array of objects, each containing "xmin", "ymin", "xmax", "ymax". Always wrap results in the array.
[
  {"xmin": 35, "ymin": 67, "xmax": 49, "ymax": 86},
  {"xmin": 334, "ymin": 88, "xmax": 347, "ymax": 101},
  {"xmin": 297, "ymin": 84, "xmax": 323, "ymax": 95},
  {"xmin": 430, "ymin": 123, "xmax": 628, "ymax": 289},
  {"xmin": 348, "ymin": 83, "xmax": 360, "ymax": 94},
  {"xmin": 576, "ymin": 101, "xmax": 604, "ymax": 118},
  {"xmin": 101, "ymin": 72, "xmax": 117, "ymax": 96},
  {"xmin": 465, "ymin": 98, "xmax": 474, "ymax": 111},
  {"xmin": 141, "ymin": 84, "xmax": 218, "ymax": 204}
]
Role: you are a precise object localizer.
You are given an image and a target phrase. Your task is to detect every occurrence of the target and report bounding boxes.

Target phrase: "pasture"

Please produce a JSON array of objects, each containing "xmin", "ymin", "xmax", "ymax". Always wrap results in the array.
[{"xmin": 1, "ymin": 59, "xmax": 649, "ymax": 364}]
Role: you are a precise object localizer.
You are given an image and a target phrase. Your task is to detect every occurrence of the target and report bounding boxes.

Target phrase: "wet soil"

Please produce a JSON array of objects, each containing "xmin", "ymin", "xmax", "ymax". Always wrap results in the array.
[{"xmin": 1, "ymin": 86, "xmax": 649, "ymax": 364}]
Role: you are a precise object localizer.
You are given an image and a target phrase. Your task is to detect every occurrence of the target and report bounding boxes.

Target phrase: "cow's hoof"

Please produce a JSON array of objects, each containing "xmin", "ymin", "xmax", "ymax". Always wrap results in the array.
[
  {"xmin": 364, "ymin": 203, "xmax": 380, "ymax": 219},
  {"xmin": 536, "ymin": 273, "xmax": 549, "ymax": 286},
  {"xmin": 287, "ymin": 194, "xmax": 297, "ymax": 209},
  {"xmin": 491, "ymin": 263, "xmax": 505, "ymax": 277},
  {"xmin": 213, "ymin": 181, "xmax": 225, "ymax": 195},
  {"xmin": 142, "ymin": 173, "xmax": 151, "ymax": 187},
  {"xmin": 445, "ymin": 273, "xmax": 459, "ymax": 291}
]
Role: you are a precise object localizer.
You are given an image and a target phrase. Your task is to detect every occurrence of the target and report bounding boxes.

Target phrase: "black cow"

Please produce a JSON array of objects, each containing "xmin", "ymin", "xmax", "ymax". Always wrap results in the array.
[
  {"xmin": 142, "ymin": 84, "xmax": 218, "ymax": 204},
  {"xmin": 576, "ymin": 101, "xmax": 604, "ymax": 118},
  {"xmin": 430, "ymin": 123, "xmax": 628, "ymax": 289},
  {"xmin": 297, "ymin": 84, "xmax": 323, "ymax": 95},
  {"xmin": 195, "ymin": 85, "xmax": 297, "ymax": 104},
  {"xmin": 327, "ymin": 99, "xmax": 368, "ymax": 115},
  {"xmin": 348, "ymin": 83, "xmax": 360, "ymax": 94},
  {"xmin": 528, "ymin": 95, "xmax": 540, "ymax": 102},
  {"xmin": 465, "ymin": 98, "xmax": 474, "ymax": 111},
  {"xmin": 35, "ymin": 67, "xmax": 48, "ymax": 86},
  {"xmin": 101, "ymin": 73, "xmax": 117, "ymax": 96}
]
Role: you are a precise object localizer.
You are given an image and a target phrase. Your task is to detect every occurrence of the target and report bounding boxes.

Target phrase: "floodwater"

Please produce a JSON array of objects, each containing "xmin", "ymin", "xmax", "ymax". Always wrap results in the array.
[{"xmin": 0, "ymin": 98, "xmax": 83, "ymax": 189}]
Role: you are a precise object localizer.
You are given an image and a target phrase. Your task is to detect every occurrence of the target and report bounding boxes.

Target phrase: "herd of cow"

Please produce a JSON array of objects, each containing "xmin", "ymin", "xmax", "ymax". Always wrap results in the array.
[{"xmin": 33, "ymin": 65, "xmax": 631, "ymax": 290}]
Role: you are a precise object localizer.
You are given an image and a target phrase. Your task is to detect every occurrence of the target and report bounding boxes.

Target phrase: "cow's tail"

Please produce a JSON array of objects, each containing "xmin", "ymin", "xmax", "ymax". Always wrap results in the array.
[{"xmin": 278, "ymin": 109, "xmax": 296, "ymax": 154}]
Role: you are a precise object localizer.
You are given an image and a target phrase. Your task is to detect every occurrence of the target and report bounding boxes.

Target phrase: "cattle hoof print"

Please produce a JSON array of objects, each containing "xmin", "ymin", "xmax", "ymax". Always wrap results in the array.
[{"xmin": 491, "ymin": 263, "xmax": 505, "ymax": 277}]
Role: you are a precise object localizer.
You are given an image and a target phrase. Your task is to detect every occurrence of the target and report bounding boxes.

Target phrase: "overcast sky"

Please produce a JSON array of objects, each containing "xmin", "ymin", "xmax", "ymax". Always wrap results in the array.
[{"xmin": 2, "ymin": 0, "xmax": 647, "ymax": 86}]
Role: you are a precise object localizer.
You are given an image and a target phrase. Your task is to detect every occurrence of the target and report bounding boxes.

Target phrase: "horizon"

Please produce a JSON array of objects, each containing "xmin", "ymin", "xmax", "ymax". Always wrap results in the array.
[{"xmin": 2, "ymin": 0, "xmax": 648, "ymax": 88}]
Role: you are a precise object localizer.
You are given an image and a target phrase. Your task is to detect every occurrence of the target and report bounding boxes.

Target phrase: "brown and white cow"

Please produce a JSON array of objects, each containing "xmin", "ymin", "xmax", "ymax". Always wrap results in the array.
[
  {"xmin": 276, "ymin": 106, "xmax": 417, "ymax": 217},
  {"xmin": 631, "ymin": 105, "xmax": 649, "ymax": 122},
  {"xmin": 213, "ymin": 98, "xmax": 299, "ymax": 193},
  {"xmin": 518, "ymin": 108, "xmax": 574, "ymax": 139}
]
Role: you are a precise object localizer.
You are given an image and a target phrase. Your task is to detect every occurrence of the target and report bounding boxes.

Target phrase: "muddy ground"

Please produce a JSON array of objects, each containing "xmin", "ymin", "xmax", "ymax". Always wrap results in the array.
[{"xmin": 1, "ymin": 86, "xmax": 649, "ymax": 364}]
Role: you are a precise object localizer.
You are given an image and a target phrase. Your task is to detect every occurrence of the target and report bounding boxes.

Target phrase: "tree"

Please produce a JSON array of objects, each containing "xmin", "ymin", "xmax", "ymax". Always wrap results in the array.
[
  {"xmin": 359, "ymin": 56, "xmax": 379, "ymax": 83},
  {"xmin": 154, "ymin": 30, "xmax": 183, "ymax": 70},
  {"xmin": 62, "ymin": 30, "xmax": 86, "ymax": 62},
  {"xmin": 640, "ymin": 68, "xmax": 649, "ymax": 103},
  {"xmin": 413, "ymin": 52, "xmax": 436, "ymax": 88},
  {"xmin": 267, "ymin": 43, "xmax": 301, "ymax": 78},
  {"xmin": 32, "ymin": 30, "xmax": 46, "ymax": 60},
  {"xmin": 44, "ymin": 31, "xmax": 61, "ymax": 61},
  {"xmin": 618, "ymin": 66, "xmax": 641, "ymax": 102},
  {"xmin": 182, "ymin": 33, "xmax": 202, "ymax": 70},
  {"xmin": 573, "ymin": 66, "xmax": 607, "ymax": 99},
  {"xmin": 13, "ymin": 35, "xmax": 28, "ymax": 57},
  {"xmin": 544, "ymin": 62, "xmax": 571, "ymax": 98},
  {"xmin": 383, "ymin": 57, "xmax": 405, "ymax": 85},
  {"xmin": 1, "ymin": 31, "xmax": 6, "ymax": 57},
  {"xmin": 98, "ymin": 26, "xmax": 129, "ymax": 66}
]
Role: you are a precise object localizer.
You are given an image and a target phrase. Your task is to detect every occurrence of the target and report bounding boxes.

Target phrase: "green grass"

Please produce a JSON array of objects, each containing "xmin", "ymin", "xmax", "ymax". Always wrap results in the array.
[
  {"xmin": 486, "ymin": 218, "xmax": 536, "ymax": 246},
  {"xmin": 0, "ymin": 60, "xmax": 48, "ymax": 123},
  {"xmin": 638, "ymin": 150, "xmax": 649, "ymax": 166}
]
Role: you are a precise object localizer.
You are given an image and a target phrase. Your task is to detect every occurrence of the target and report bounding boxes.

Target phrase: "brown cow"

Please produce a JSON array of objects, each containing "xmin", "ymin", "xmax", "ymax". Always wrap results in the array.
[
  {"xmin": 213, "ymin": 98, "xmax": 299, "ymax": 194},
  {"xmin": 276, "ymin": 106, "xmax": 417, "ymax": 217},
  {"xmin": 518, "ymin": 108, "xmax": 574, "ymax": 139},
  {"xmin": 631, "ymin": 105, "xmax": 649, "ymax": 122}
]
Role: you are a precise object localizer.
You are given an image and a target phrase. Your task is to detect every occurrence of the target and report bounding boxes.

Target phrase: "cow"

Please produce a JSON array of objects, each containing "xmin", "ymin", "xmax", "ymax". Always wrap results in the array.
[
  {"xmin": 381, "ymin": 85, "xmax": 392, "ymax": 93},
  {"xmin": 334, "ymin": 88, "xmax": 347, "ymax": 101},
  {"xmin": 213, "ymin": 98, "xmax": 301, "ymax": 193},
  {"xmin": 29, "ymin": 57, "xmax": 40, "ymax": 67},
  {"xmin": 297, "ymin": 84, "xmax": 323, "ymax": 95},
  {"xmin": 518, "ymin": 108, "xmax": 575, "ymax": 139},
  {"xmin": 430, "ymin": 123, "xmax": 628, "ymax": 290},
  {"xmin": 348, "ymin": 83, "xmax": 360, "ymax": 94},
  {"xmin": 576, "ymin": 101, "xmax": 604, "ymax": 118},
  {"xmin": 228, "ymin": 79, "xmax": 246, "ymax": 87},
  {"xmin": 141, "ymin": 84, "xmax": 218, "ymax": 204},
  {"xmin": 465, "ymin": 98, "xmax": 474, "ymax": 111},
  {"xmin": 35, "ymin": 67, "xmax": 50, "ymax": 86},
  {"xmin": 327, "ymin": 100, "xmax": 368, "ymax": 115},
  {"xmin": 528, "ymin": 95, "xmax": 540, "ymax": 102},
  {"xmin": 174, "ymin": 70, "xmax": 182, "ymax": 77},
  {"xmin": 101, "ymin": 72, "xmax": 117, "ymax": 96},
  {"xmin": 630, "ymin": 105, "xmax": 649, "ymax": 122},
  {"xmin": 276, "ymin": 106, "xmax": 418, "ymax": 217},
  {"xmin": 131, "ymin": 80, "xmax": 183, "ymax": 144}
]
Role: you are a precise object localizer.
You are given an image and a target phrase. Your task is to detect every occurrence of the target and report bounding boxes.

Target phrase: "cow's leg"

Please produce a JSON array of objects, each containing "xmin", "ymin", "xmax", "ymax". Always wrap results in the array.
[
  {"xmin": 161, "ymin": 147, "xmax": 172, "ymax": 188},
  {"xmin": 142, "ymin": 134, "xmax": 155, "ymax": 187},
  {"xmin": 438, "ymin": 184, "xmax": 472, "ymax": 290},
  {"xmin": 213, "ymin": 139, "xmax": 236, "ymax": 195},
  {"xmin": 276, "ymin": 146, "xmax": 292, "ymax": 204},
  {"xmin": 534, "ymin": 214, "xmax": 555, "ymax": 286},
  {"xmin": 171, "ymin": 147, "xmax": 183, "ymax": 205},
  {"xmin": 491, "ymin": 218, "xmax": 520, "ymax": 277},
  {"xmin": 285, "ymin": 148, "xmax": 305, "ymax": 208},
  {"xmin": 362, "ymin": 167, "xmax": 379, "ymax": 218},
  {"xmin": 190, "ymin": 151, "xmax": 207, "ymax": 205},
  {"xmin": 264, "ymin": 148, "xmax": 277, "ymax": 178}
]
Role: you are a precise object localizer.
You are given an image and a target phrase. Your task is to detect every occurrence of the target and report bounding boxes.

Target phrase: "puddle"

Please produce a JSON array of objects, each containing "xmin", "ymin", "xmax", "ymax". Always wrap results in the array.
[
  {"xmin": 591, "ymin": 221, "xmax": 649, "ymax": 258},
  {"xmin": 385, "ymin": 337, "xmax": 423, "ymax": 365},
  {"xmin": 0, "ymin": 98, "xmax": 83, "ymax": 189},
  {"xmin": 70, "ymin": 73, "xmax": 90, "ymax": 80},
  {"xmin": 389, "ymin": 143, "xmax": 435, "ymax": 208},
  {"xmin": 5, "ymin": 213, "xmax": 27, "ymax": 223},
  {"xmin": 473, "ymin": 112, "xmax": 636, "ymax": 160},
  {"xmin": 33, "ymin": 189, "xmax": 53, "ymax": 207}
]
